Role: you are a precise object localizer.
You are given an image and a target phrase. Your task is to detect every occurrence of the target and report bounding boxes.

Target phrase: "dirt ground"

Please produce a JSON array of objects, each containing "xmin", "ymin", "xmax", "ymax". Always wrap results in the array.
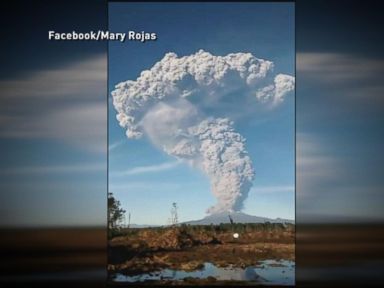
[
  {"xmin": 2, "ymin": 225, "xmax": 383, "ymax": 287},
  {"xmin": 108, "ymin": 224, "xmax": 295, "ymax": 276}
]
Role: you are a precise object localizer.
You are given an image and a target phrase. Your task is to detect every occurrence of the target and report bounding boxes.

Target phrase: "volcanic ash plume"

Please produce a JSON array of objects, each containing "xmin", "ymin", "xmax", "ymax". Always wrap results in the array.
[{"xmin": 112, "ymin": 50, "xmax": 294, "ymax": 214}]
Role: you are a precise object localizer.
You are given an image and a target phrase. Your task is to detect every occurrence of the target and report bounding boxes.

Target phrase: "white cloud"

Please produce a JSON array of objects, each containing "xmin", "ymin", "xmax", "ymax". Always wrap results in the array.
[
  {"xmin": 297, "ymin": 53, "xmax": 383, "ymax": 77},
  {"xmin": 1, "ymin": 102, "xmax": 106, "ymax": 153},
  {"xmin": 0, "ymin": 162, "xmax": 105, "ymax": 175},
  {"xmin": 297, "ymin": 52, "xmax": 384, "ymax": 101},
  {"xmin": 109, "ymin": 181, "xmax": 182, "ymax": 192},
  {"xmin": 109, "ymin": 140, "xmax": 124, "ymax": 151},
  {"xmin": 122, "ymin": 161, "xmax": 181, "ymax": 176},
  {"xmin": 0, "ymin": 55, "xmax": 106, "ymax": 100},
  {"xmin": 0, "ymin": 54, "xmax": 107, "ymax": 153}
]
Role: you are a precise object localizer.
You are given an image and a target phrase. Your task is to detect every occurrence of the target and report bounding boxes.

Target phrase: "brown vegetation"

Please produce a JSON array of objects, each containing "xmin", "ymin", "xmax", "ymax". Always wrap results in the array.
[{"xmin": 108, "ymin": 223, "xmax": 295, "ymax": 277}]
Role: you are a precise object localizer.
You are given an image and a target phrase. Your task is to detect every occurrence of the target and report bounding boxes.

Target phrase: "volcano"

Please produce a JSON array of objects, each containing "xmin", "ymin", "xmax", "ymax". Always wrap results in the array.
[{"xmin": 183, "ymin": 211, "xmax": 294, "ymax": 225}]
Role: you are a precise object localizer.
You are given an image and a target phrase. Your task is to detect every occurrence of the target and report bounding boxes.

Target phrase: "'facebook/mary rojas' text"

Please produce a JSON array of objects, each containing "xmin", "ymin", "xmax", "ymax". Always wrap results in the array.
[{"xmin": 48, "ymin": 30, "xmax": 157, "ymax": 43}]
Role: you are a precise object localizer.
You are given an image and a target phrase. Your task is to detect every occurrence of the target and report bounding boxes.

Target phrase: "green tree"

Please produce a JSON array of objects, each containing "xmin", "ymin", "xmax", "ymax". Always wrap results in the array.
[{"xmin": 108, "ymin": 192, "xmax": 126, "ymax": 229}]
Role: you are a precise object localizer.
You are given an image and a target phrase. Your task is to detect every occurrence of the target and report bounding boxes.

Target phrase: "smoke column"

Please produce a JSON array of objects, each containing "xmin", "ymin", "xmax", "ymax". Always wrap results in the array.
[{"xmin": 112, "ymin": 50, "xmax": 294, "ymax": 214}]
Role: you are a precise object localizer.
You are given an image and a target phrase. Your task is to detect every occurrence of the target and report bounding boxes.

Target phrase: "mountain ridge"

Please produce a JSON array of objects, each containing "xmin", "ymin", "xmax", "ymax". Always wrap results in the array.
[
  {"xmin": 126, "ymin": 212, "xmax": 294, "ymax": 228},
  {"xmin": 182, "ymin": 211, "xmax": 294, "ymax": 225}
]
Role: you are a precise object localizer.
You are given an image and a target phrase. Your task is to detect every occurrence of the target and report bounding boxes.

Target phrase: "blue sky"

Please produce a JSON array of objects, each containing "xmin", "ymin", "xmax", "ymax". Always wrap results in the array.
[
  {"xmin": 2, "ymin": 1, "xmax": 383, "ymax": 227},
  {"xmin": 108, "ymin": 2, "xmax": 295, "ymax": 225}
]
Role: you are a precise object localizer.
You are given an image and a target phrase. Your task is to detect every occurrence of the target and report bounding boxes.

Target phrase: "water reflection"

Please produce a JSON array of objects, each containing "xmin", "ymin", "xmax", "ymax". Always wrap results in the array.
[{"xmin": 112, "ymin": 260, "xmax": 295, "ymax": 285}]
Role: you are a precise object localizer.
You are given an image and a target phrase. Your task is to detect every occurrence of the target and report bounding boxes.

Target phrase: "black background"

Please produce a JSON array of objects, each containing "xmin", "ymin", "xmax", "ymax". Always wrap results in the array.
[{"xmin": 1, "ymin": 0, "xmax": 384, "ymax": 287}]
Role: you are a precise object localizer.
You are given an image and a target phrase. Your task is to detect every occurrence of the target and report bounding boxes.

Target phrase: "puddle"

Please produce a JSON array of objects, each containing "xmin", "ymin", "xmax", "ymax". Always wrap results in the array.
[{"xmin": 111, "ymin": 260, "xmax": 294, "ymax": 285}]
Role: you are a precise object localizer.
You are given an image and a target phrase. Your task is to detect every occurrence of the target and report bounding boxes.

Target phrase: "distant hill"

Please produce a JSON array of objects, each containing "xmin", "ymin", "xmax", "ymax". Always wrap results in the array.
[
  {"xmin": 127, "ymin": 224, "xmax": 160, "ymax": 228},
  {"xmin": 183, "ymin": 212, "xmax": 294, "ymax": 225},
  {"xmin": 125, "ymin": 212, "xmax": 294, "ymax": 228}
]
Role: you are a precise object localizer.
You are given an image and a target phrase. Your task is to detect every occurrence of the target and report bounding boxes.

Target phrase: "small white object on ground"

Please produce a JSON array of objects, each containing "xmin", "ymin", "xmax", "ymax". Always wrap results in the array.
[{"xmin": 233, "ymin": 233, "xmax": 239, "ymax": 238}]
